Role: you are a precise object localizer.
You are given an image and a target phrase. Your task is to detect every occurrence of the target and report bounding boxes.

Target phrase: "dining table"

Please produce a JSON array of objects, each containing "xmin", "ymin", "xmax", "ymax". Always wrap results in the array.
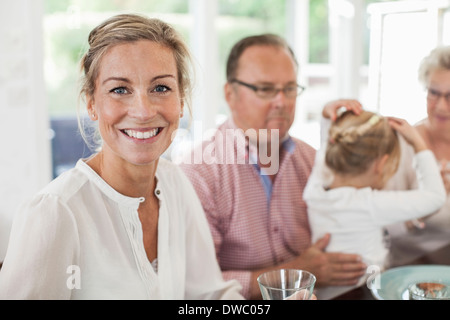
[
  {"xmin": 333, "ymin": 243, "xmax": 450, "ymax": 300},
  {"xmin": 1, "ymin": 245, "xmax": 449, "ymax": 300}
]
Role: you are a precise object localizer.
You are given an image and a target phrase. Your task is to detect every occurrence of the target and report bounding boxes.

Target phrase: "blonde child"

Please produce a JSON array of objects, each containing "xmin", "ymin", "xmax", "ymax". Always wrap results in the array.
[{"xmin": 304, "ymin": 100, "xmax": 446, "ymax": 280}]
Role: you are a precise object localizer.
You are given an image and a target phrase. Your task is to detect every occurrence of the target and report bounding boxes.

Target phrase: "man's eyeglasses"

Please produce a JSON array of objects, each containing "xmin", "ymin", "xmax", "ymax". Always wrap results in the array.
[
  {"xmin": 428, "ymin": 88, "xmax": 450, "ymax": 104},
  {"xmin": 230, "ymin": 79, "xmax": 305, "ymax": 99}
]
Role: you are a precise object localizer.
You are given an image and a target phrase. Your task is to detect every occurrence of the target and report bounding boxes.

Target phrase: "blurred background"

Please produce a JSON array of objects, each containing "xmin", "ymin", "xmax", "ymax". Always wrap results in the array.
[{"xmin": 0, "ymin": 0, "xmax": 449, "ymax": 261}]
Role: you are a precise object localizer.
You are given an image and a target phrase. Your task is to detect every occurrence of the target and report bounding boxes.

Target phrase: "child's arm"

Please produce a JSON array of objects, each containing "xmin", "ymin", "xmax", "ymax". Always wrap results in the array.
[
  {"xmin": 388, "ymin": 117, "xmax": 427, "ymax": 153},
  {"xmin": 372, "ymin": 150, "xmax": 446, "ymax": 224}
]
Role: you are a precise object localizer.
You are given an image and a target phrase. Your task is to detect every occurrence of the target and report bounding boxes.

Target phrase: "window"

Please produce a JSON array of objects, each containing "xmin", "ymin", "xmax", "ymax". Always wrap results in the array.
[
  {"xmin": 367, "ymin": 0, "xmax": 450, "ymax": 125},
  {"xmin": 216, "ymin": 0, "xmax": 288, "ymax": 117},
  {"xmin": 44, "ymin": 0, "xmax": 440, "ymax": 177}
]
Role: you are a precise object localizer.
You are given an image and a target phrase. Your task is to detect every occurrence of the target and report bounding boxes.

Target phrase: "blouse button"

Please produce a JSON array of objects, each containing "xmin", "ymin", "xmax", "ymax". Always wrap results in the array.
[{"xmin": 155, "ymin": 189, "xmax": 161, "ymax": 196}]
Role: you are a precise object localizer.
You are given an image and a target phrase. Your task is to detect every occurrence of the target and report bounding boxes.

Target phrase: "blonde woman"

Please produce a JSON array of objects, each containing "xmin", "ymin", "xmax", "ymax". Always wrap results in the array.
[
  {"xmin": 303, "ymin": 100, "xmax": 445, "ymax": 275},
  {"xmin": 0, "ymin": 14, "xmax": 243, "ymax": 300},
  {"xmin": 385, "ymin": 46, "xmax": 450, "ymax": 267}
]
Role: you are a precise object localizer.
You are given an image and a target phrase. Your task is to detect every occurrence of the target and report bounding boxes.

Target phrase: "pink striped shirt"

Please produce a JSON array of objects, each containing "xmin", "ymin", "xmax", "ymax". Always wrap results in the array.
[{"xmin": 179, "ymin": 119, "xmax": 316, "ymax": 298}]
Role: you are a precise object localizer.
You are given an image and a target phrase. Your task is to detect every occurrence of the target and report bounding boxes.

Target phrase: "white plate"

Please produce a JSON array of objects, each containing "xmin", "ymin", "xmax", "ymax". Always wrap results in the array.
[{"xmin": 371, "ymin": 265, "xmax": 450, "ymax": 300}]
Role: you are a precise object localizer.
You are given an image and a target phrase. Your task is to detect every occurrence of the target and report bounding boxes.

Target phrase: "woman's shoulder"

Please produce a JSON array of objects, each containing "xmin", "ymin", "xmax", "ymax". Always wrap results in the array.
[
  {"xmin": 415, "ymin": 122, "xmax": 428, "ymax": 137},
  {"xmin": 15, "ymin": 167, "xmax": 87, "ymax": 227},
  {"xmin": 40, "ymin": 166, "xmax": 89, "ymax": 199},
  {"xmin": 26, "ymin": 164, "xmax": 92, "ymax": 214}
]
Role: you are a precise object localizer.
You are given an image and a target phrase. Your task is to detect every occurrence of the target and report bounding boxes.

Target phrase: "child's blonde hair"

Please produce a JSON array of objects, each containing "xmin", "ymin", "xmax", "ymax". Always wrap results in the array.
[{"xmin": 325, "ymin": 111, "xmax": 400, "ymax": 178}]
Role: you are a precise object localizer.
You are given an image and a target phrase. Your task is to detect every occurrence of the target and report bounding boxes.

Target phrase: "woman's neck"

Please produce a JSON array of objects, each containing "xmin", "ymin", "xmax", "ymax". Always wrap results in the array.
[
  {"xmin": 87, "ymin": 151, "xmax": 158, "ymax": 200},
  {"xmin": 421, "ymin": 123, "xmax": 450, "ymax": 160}
]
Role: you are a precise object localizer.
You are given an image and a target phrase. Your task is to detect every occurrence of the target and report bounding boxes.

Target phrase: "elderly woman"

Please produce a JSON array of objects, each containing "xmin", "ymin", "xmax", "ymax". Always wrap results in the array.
[
  {"xmin": 0, "ymin": 14, "xmax": 243, "ymax": 300},
  {"xmin": 385, "ymin": 46, "xmax": 450, "ymax": 267}
]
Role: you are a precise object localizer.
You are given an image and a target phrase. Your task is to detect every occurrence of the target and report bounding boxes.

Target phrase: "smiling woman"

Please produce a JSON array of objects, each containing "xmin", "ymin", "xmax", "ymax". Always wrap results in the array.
[
  {"xmin": 0, "ymin": 13, "xmax": 243, "ymax": 300},
  {"xmin": 78, "ymin": 15, "xmax": 193, "ymax": 153},
  {"xmin": 85, "ymin": 40, "xmax": 182, "ymax": 170}
]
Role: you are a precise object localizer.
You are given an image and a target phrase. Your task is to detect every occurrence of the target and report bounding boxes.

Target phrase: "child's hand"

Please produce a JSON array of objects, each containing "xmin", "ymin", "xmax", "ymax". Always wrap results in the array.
[
  {"xmin": 322, "ymin": 99, "xmax": 363, "ymax": 121},
  {"xmin": 388, "ymin": 117, "xmax": 427, "ymax": 153}
]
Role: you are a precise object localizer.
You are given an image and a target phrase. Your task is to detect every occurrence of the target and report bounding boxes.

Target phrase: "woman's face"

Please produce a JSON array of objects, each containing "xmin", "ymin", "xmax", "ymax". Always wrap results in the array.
[
  {"xmin": 426, "ymin": 68, "xmax": 450, "ymax": 133},
  {"xmin": 88, "ymin": 40, "xmax": 183, "ymax": 167}
]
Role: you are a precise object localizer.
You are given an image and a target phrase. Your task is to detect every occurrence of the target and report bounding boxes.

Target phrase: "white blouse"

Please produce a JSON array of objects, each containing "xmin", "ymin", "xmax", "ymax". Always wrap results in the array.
[{"xmin": 0, "ymin": 158, "xmax": 243, "ymax": 300}]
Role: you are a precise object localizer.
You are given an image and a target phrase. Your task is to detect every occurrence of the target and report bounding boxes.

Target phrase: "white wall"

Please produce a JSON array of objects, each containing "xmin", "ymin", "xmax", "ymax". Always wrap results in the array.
[{"xmin": 0, "ymin": 0, "xmax": 52, "ymax": 261}]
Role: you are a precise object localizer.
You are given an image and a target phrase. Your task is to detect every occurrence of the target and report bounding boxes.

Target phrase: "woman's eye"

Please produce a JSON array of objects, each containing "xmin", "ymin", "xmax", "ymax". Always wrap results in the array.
[
  {"xmin": 154, "ymin": 85, "xmax": 170, "ymax": 93},
  {"xmin": 429, "ymin": 89, "xmax": 440, "ymax": 96},
  {"xmin": 111, "ymin": 87, "xmax": 128, "ymax": 95}
]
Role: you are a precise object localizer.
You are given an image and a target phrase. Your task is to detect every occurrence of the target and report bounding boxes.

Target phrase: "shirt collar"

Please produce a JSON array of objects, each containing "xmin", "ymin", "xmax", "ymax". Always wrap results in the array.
[{"xmin": 76, "ymin": 158, "xmax": 153, "ymax": 209}]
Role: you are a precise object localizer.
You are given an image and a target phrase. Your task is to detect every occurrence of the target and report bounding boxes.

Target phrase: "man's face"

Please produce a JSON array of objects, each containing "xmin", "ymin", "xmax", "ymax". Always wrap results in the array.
[{"xmin": 225, "ymin": 45, "xmax": 298, "ymax": 142}]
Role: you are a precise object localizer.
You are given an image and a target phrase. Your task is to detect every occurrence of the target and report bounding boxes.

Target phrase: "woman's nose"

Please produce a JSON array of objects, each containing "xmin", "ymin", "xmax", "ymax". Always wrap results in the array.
[
  {"xmin": 434, "ymin": 96, "xmax": 450, "ymax": 113},
  {"xmin": 129, "ymin": 93, "xmax": 157, "ymax": 120}
]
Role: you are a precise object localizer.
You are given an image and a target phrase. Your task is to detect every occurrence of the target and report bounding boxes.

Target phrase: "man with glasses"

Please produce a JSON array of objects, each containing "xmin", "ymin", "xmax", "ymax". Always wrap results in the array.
[{"xmin": 179, "ymin": 34, "xmax": 367, "ymax": 299}]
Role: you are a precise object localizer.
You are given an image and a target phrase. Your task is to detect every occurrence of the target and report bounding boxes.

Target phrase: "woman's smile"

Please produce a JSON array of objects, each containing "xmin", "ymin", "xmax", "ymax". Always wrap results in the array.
[
  {"xmin": 121, "ymin": 127, "xmax": 163, "ymax": 141},
  {"xmin": 434, "ymin": 113, "xmax": 450, "ymax": 122}
]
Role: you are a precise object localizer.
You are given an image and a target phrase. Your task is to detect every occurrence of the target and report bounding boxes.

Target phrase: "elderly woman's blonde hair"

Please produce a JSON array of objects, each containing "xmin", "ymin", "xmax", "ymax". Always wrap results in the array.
[
  {"xmin": 78, "ymin": 14, "xmax": 194, "ymax": 149},
  {"xmin": 326, "ymin": 111, "xmax": 400, "ymax": 177},
  {"xmin": 418, "ymin": 46, "xmax": 450, "ymax": 86}
]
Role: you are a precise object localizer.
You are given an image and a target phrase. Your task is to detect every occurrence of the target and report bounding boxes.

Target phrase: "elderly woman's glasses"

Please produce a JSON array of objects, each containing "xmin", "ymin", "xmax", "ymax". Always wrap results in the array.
[
  {"xmin": 428, "ymin": 88, "xmax": 450, "ymax": 104},
  {"xmin": 231, "ymin": 79, "xmax": 305, "ymax": 99}
]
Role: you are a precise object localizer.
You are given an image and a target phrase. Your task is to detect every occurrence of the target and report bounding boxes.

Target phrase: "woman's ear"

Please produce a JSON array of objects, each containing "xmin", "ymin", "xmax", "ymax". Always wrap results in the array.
[
  {"xmin": 180, "ymin": 99, "xmax": 184, "ymax": 118},
  {"xmin": 87, "ymin": 96, "xmax": 97, "ymax": 121}
]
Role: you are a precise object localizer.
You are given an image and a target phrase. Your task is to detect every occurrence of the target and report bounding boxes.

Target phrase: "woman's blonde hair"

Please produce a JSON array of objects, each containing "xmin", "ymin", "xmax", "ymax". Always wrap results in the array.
[
  {"xmin": 78, "ymin": 13, "xmax": 193, "ymax": 149},
  {"xmin": 325, "ymin": 111, "xmax": 400, "ymax": 177}
]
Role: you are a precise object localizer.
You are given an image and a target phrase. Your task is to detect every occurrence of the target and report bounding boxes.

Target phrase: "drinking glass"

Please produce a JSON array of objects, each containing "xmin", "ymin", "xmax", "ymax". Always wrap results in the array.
[
  {"xmin": 408, "ymin": 282, "xmax": 450, "ymax": 300},
  {"xmin": 257, "ymin": 269, "xmax": 316, "ymax": 300}
]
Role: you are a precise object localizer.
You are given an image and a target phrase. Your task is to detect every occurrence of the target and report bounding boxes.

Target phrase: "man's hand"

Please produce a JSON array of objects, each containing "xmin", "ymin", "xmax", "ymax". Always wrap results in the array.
[{"xmin": 295, "ymin": 233, "xmax": 367, "ymax": 286}]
